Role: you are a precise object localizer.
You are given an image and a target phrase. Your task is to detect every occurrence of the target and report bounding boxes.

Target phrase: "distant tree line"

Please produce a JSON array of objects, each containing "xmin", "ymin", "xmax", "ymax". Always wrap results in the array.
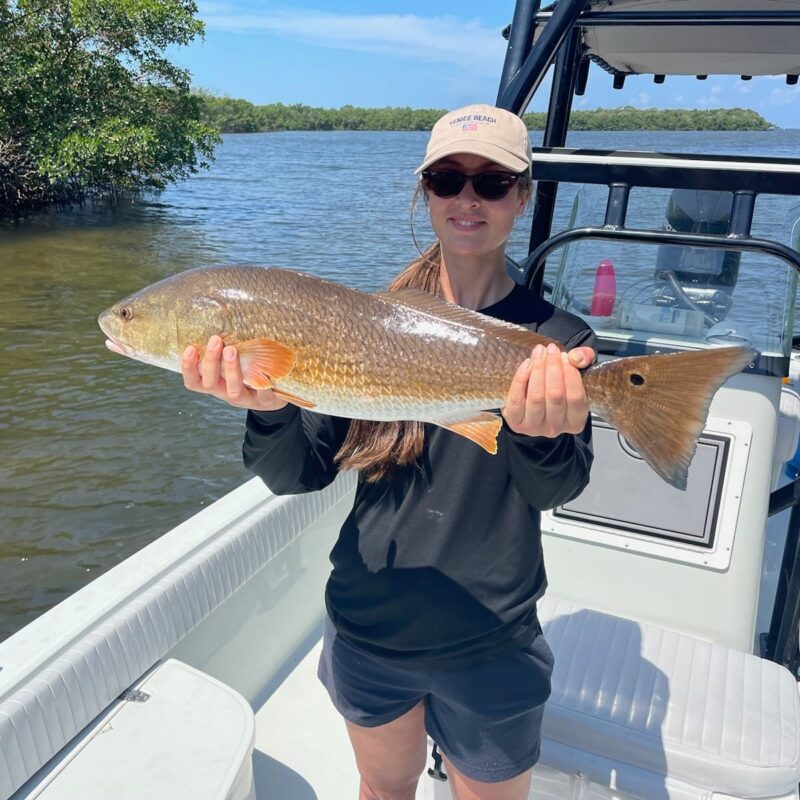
[
  {"xmin": 569, "ymin": 106, "xmax": 773, "ymax": 131},
  {"xmin": 198, "ymin": 96, "xmax": 774, "ymax": 134}
]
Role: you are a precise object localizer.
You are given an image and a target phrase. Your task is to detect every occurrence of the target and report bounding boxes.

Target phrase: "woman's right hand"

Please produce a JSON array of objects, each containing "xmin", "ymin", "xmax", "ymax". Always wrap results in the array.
[{"xmin": 180, "ymin": 335, "xmax": 289, "ymax": 412}]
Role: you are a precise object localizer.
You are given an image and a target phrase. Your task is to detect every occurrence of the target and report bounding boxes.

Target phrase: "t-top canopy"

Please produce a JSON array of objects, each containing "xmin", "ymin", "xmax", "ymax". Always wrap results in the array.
[{"xmin": 534, "ymin": 0, "xmax": 800, "ymax": 77}]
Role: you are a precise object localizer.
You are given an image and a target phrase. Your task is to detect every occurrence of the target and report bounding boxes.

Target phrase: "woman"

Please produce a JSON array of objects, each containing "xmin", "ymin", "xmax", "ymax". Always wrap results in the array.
[{"xmin": 181, "ymin": 103, "xmax": 595, "ymax": 800}]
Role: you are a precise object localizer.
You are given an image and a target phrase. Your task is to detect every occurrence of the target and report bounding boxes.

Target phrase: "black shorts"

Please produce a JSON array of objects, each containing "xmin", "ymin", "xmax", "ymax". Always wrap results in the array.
[{"xmin": 317, "ymin": 616, "xmax": 554, "ymax": 783}]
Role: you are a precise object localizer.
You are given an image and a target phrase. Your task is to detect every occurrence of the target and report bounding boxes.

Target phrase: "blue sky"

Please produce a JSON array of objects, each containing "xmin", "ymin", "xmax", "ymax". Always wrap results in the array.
[{"xmin": 174, "ymin": 1, "xmax": 800, "ymax": 129}]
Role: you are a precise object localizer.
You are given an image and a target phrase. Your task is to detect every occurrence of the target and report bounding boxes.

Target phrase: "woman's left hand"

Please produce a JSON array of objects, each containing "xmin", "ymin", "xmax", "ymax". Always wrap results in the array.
[{"xmin": 502, "ymin": 343, "xmax": 596, "ymax": 438}]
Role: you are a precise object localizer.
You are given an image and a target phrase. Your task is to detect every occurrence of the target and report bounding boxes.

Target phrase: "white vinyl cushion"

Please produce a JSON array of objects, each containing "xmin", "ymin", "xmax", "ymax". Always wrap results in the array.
[
  {"xmin": 539, "ymin": 596, "xmax": 800, "ymax": 797},
  {"xmin": 24, "ymin": 659, "xmax": 255, "ymax": 800}
]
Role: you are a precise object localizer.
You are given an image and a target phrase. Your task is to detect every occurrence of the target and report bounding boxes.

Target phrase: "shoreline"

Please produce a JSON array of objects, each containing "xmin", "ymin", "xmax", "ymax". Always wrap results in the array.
[
  {"xmin": 215, "ymin": 127, "xmax": 793, "ymax": 134},
  {"xmin": 197, "ymin": 97, "xmax": 776, "ymax": 134}
]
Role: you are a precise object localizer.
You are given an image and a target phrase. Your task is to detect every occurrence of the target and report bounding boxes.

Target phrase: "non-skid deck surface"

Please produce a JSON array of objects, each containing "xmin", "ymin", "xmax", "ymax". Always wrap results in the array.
[
  {"xmin": 253, "ymin": 638, "xmax": 361, "ymax": 799},
  {"xmin": 253, "ymin": 636, "xmax": 449, "ymax": 800}
]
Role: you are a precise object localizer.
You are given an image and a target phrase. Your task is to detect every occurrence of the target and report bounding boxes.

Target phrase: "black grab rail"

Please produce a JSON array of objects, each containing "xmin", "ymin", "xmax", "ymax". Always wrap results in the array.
[
  {"xmin": 507, "ymin": 223, "xmax": 797, "ymax": 377},
  {"xmin": 512, "ymin": 225, "xmax": 800, "ymax": 290}
]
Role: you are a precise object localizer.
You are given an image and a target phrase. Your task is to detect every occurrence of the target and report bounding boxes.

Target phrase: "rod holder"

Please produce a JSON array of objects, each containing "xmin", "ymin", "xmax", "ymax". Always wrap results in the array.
[
  {"xmin": 604, "ymin": 184, "xmax": 631, "ymax": 229},
  {"xmin": 728, "ymin": 190, "xmax": 757, "ymax": 238}
]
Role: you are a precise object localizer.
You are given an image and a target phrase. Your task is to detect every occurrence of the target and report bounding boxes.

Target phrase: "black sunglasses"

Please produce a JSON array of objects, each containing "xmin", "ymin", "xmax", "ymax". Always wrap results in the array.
[{"xmin": 421, "ymin": 169, "xmax": 526, "ymax": 201}]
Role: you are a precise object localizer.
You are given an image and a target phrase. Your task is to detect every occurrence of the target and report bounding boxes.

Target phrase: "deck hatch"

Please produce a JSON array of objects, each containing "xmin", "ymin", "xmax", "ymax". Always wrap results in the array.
[{"xmin": 553, "ymin": 419, "xmax": 729, "ymax": 548}]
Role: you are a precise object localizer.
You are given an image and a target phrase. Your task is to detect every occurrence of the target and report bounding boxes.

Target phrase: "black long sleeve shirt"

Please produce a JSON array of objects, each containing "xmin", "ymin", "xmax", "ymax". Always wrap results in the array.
[{"xmin": 243, "ymin": 284, "xmax": 595, "ymax": 668}]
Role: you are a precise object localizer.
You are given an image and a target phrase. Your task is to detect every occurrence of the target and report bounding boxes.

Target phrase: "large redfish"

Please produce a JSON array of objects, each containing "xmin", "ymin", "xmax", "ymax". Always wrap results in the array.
[{"xmin": 98, "ymin": 265, "xmax": 756, "ymax": 490}]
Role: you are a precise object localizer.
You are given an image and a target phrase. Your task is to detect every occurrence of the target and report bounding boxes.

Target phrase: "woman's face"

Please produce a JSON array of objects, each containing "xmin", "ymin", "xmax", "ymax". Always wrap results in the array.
[{"xmin": 425, "ymin": 153, "xmax": 529, "ymax": 261}]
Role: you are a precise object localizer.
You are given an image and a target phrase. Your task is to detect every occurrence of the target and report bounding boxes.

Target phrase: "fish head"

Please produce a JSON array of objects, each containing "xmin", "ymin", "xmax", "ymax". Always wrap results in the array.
[{"xmin": 98, "ymin": 268, "xmax": 233, "ymax": 372}]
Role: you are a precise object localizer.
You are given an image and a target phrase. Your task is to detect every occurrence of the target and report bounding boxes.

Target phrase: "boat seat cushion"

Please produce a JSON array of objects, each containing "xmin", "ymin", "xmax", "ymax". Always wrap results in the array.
[
  {"xmin": 18, "ymin": 659, "xmax": 255, "ymax": 800},
  {"xmin": 538, "ymin": 595, "xmax": 800, "ymax": 798}
]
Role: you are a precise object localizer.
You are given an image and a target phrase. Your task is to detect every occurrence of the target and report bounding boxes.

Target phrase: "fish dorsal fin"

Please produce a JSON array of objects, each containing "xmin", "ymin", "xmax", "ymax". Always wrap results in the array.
[{"xmin": 376, "ymin": 289, "xmax": 558, "ymax": 351}]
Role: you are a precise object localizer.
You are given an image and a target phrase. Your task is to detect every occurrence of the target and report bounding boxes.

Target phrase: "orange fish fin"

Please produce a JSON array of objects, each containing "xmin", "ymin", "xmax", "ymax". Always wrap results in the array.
[
  {"xmin": 237, "ymin": 338, "xmax": 297, "ymax": 388},
  {"xmin": 244, "ymin": 372, "xmax": 273, "ymax": 390},
  {"xmin": 270, "ymin": 388, "xmax": 317, "ymax": 410},
  {"xmin": 377, "ymin": 289, "xmax": 557, "ymax": 351},
  {"xmin": 432, "ymin": 412, "xmax": 503, "ymax": 454}
]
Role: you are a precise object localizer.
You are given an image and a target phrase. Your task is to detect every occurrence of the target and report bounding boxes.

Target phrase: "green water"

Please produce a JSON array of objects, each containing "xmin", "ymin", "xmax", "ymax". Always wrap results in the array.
[{"xmin": 0, "ymin": 210, "xmax": 250, "ymax": 635}]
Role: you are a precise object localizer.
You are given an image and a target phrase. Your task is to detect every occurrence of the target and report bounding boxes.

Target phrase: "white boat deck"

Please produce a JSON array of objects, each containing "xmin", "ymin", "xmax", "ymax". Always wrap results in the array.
[
  {"xmin": 253, "ymin": 633, "xmax": 362, "ymax": 799},
  {"xmin": 252, "ymin": 629, "xmax": 449, "ymax": 799}
]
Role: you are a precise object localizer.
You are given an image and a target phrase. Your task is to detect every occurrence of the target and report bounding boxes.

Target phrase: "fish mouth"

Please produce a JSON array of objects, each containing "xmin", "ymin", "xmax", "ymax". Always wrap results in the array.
[
  {"xmin": 104, "ymin": 337, "xmax": 132, "ymax": 356},
  {"xmin": 103, "ymin": 335, "xmax": 180, "ymax": 372}
]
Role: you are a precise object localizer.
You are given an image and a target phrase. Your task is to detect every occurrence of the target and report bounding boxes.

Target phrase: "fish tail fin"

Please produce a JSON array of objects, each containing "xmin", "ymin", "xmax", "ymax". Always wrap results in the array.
[{"xmin": 585, "ymin": 346, "xmax": 757, "ymax": 490}]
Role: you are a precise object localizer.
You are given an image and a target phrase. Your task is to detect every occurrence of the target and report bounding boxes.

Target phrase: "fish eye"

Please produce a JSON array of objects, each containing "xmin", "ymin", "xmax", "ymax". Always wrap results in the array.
[{"xmin": 119, "ymin": 306, "xmax": 134, "ymax": 321}]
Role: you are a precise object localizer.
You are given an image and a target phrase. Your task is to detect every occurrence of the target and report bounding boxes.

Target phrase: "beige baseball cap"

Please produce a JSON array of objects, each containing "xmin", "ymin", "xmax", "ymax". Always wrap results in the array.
[{"xmin": 415, "ymin": 104, "xmax": 532, "ymax": 175}]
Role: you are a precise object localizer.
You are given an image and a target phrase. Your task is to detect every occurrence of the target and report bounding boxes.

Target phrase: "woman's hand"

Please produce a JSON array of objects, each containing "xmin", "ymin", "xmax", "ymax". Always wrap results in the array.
[
  {"xmin": 180, "ymin": 335, "xmax": 289, "ymax": 412},
  {"xmin": 502, "ymin": 343, "xmax": 595, "ymax": 437}
]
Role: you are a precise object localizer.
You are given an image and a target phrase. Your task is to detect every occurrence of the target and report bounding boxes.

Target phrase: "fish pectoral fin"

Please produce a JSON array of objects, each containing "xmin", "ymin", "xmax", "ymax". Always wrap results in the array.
[
  {"xmin": 432, "ymin": 412, "xmax": 503, "ymax": 454},
  {"xmin": 237, "ymin": 338, "xmax": 297, "ymax": 388},
  {"xmin": 269, "ymin": 388, "xmax": 317, "ymax": 410}
]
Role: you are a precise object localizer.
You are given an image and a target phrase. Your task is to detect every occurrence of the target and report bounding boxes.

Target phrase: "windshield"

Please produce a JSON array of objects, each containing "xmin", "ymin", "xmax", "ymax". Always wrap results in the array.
[{"xmin": 546, "ymin": 184, "xmax": 798, "ymax": 358}]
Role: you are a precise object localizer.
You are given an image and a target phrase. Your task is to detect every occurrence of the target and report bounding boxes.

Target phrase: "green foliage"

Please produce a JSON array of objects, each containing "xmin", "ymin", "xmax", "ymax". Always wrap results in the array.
[
  {"xmin": 0, "ymin": 0, "xmax": 219, "ymax": 214},
  {"xmin": 197, "ymin": 96, "xmax": 774, "ymax": 134},
  {"xmin": 565, "ymin": 107, "xmax": 773, "ymax": 131},
  {"xmin": 197, "ymin": 98, "xmax": 445, "ymax": 134}
]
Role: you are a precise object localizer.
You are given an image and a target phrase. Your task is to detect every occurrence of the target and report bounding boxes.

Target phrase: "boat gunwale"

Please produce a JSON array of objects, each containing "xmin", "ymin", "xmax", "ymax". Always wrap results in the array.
[{"xmin": 0, "ymin": 474, "xmax": 355, "ymax": 800}]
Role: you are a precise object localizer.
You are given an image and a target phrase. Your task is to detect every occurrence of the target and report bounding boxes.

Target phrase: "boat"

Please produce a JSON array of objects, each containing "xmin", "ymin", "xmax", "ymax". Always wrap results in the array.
[{"xmin": 3, "ymin": 1, "xmax": 800, "ymax": 798}]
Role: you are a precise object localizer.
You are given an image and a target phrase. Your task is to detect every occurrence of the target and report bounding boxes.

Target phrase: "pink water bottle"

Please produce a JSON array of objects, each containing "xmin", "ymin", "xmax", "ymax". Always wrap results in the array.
[{"xmin": 590, "ymin": 259, "xmax": 617, "ymax": 316}]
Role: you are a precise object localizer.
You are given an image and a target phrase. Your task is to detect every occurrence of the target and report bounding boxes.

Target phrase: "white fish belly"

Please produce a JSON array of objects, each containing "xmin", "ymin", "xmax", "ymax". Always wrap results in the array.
[{"xmin": 273, "ymin": 378, "xmax": 505, "ymax": 422}]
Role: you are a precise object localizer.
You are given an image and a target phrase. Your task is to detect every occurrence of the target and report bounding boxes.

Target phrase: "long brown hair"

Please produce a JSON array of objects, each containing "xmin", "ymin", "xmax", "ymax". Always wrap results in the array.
[
  {"xmin": 335, "ymin": 173, "xmax": 531, "ymax": 481},
  {"xmin": 334, "ymin": 240, "xmax": 443, "ymax": 482}
]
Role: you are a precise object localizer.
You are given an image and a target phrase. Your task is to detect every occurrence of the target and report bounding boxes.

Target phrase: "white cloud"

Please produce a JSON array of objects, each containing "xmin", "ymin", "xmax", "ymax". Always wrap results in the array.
[
  {"xmin": 635, "ymin": 91, "xmax": 652, "ymax": 108},
  {"xmin": 198, "ymin": 6, "xmax": 507, "ymax": 78},
  {"xmin": 768, "ymin": 85, "xmax": 800, "ymax": 106},
  {"xmin": 696, "ymin": 91, "xmax": 723, "ymax": 107},
  {"xmin": 695, "ymin": 83, "xmax": 726, "ymax": 105}
]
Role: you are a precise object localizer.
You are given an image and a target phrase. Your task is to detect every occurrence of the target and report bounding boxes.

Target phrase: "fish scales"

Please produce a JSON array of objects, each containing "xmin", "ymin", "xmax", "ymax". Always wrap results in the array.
[{"xmin": 215, "ymin": 267, "xmax": 527, "ymax": 418}]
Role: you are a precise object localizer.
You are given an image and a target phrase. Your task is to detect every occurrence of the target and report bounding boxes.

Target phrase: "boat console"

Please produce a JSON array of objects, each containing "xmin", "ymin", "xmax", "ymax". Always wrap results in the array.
[{"xmin": 512, "ymin": 169, "xmax": 800, "ymax": 796}]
